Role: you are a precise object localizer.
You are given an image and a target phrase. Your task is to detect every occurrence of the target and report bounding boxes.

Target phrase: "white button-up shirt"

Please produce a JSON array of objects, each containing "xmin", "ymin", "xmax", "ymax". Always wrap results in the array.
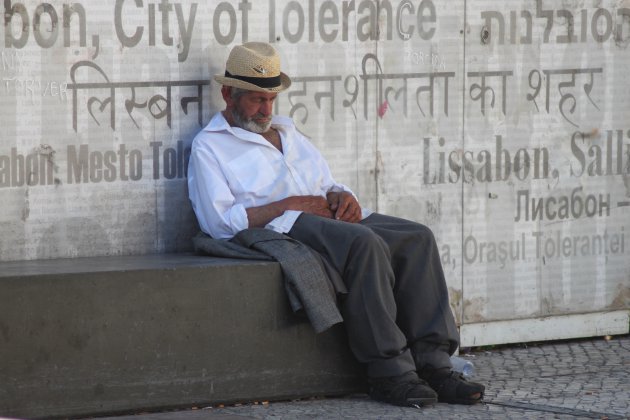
[{"xmin": 188, "ymin": 112, "xmax": 370, "ymax": 239}]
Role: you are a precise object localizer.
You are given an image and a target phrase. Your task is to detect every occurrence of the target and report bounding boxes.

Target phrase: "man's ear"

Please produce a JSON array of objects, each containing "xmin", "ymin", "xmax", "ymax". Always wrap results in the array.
[{"xmin": 221, "ymin": 86, "xmax": 233, "ymax": 104}]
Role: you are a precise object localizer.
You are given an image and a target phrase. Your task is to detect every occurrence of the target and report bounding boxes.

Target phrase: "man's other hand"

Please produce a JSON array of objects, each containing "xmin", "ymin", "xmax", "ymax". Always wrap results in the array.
[{"xmin": 327, "ymin": 191, "xmax": 362, "ymax": 223}]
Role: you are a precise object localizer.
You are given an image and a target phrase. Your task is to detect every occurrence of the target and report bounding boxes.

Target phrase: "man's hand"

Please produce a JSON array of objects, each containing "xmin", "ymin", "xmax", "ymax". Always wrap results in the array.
[{"xmin": 327, "ymin": 191, "xmax": 362, "ymax": 223}]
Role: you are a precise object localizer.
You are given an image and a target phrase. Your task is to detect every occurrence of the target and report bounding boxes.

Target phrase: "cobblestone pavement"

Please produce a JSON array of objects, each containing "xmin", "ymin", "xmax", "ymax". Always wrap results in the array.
[{"xmin": 98, "ymin": 335, "xmax": 630, "ymax": 420}]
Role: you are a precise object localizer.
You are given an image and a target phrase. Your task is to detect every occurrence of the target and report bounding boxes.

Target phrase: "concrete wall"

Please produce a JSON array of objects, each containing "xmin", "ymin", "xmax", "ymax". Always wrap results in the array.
[{"xmin": 0, "ymin": 1, "xmax": 628, "ymax": 341}]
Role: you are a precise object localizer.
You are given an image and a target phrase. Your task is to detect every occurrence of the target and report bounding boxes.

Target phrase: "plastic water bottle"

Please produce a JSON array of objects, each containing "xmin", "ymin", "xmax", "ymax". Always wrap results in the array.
[{"xmin": 450, "ymin": 355, "xmax": 475, "ymax": 377}]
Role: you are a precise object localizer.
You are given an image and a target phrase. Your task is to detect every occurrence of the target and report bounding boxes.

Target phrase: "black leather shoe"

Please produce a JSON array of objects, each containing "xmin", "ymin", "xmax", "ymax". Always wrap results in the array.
[
  {"xmin": 418, "ymin": 367, "xmax": 485, "ymax": 405},
  {"xmin": 368, "ymin": 371, "xmax": 438, "ymax": 408}
]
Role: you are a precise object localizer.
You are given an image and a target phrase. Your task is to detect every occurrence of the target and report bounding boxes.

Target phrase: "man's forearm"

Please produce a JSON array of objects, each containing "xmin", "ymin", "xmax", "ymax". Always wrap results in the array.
[
  {"xmin": 245, "ymin": 200, "xmax": 287, "ymax": 228},
  {"xmin": 245, "ymin": 195, "xmax": 334, "ymax": 228}
]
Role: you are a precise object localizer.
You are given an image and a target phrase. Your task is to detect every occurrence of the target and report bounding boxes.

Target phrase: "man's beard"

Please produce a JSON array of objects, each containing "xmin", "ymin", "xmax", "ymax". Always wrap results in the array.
[{"xmin": 230, "ymin": 106, "xmax": 272, "ymax": 134}]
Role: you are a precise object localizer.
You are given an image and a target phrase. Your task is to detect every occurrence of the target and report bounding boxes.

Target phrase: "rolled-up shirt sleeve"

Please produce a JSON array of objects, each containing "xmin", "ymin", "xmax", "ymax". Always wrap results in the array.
[{"xmin": 188, "ymin": 142, "xmax": 248, "ymax": 239}]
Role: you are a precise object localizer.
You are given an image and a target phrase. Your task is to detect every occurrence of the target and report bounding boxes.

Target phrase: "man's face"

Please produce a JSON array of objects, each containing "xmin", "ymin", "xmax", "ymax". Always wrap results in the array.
[{"xmin": 229, "ymin": 90, "xmax": 277, "ymax": 134}]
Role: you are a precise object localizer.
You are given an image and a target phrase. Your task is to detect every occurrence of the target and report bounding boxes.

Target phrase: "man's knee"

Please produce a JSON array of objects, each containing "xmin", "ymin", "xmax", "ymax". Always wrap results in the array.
[
  {"xmin": 387, "ymin": 220, "xmax": 438, "ymax": 256},
  {"xmin": 414, "ymin": 223, "xmax": 436, "ymax": 243}
]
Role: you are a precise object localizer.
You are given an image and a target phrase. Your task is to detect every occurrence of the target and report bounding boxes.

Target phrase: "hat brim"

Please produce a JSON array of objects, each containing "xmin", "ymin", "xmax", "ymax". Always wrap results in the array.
[{"xmin": 213, "ymin": 72, "xmax": 291, "ymax": 93}]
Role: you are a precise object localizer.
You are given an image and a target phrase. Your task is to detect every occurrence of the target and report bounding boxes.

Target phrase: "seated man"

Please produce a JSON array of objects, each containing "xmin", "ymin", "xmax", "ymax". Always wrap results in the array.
[{"xmin": 187, "ymin": 42, "xmax": 484, "ymax": 408}]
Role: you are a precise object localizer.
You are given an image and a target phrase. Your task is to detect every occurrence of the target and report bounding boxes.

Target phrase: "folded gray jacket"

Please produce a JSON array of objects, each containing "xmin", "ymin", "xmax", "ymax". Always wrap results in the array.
[{"xmin": 193, "ymin": 228, "xmax": 345, "ymax": 333}]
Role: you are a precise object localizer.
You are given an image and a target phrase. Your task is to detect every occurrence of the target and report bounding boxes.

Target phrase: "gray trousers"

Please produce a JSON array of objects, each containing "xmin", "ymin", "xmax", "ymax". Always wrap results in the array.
[{"xmin": 288, "ymin": 212, "xmax": 460, "ymax": 378}]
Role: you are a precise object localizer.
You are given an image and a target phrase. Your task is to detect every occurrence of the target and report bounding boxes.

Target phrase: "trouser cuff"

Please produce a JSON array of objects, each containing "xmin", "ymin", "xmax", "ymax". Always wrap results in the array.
[
  {"xmin": 366, "ymin": 348, "xmax": 417, "ymax": 378},
  {"xmin": 411, "ymin": 341, "xmax": 454, "ymax": 370}
]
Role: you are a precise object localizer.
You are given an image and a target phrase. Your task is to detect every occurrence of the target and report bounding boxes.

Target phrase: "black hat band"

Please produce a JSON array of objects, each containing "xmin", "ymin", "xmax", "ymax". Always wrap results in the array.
[{"xmin": 225, "ymin": 71, "xmax": 282, "ymax": 88}]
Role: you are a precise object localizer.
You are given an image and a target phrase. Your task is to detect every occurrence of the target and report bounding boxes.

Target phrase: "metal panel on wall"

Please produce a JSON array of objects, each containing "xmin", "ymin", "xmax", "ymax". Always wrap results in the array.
[{"xmin": 462, "ymin": 0, "xmax": 630, "ymax": 324}]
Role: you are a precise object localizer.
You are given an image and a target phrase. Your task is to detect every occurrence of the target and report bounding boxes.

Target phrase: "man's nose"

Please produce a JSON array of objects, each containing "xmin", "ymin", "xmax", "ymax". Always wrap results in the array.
[{"xmin": 260, "ymin": 100, "xmax": 273, "ymax": 116}]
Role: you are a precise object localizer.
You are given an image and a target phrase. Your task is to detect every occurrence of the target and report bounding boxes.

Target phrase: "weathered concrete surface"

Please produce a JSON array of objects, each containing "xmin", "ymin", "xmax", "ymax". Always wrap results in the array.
[
  {"xmin": 95, "ymin": 335, "xmax": 630, "ymax": 420},
  {"xmin": 0, "ymin": 255, "xmax": 363, "ymax": 419}
]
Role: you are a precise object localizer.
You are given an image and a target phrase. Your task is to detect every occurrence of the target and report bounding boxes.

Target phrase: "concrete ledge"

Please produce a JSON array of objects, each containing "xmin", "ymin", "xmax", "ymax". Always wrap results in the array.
[{"xmin": 0, "ymin": 254, "xmax": 364, "ymax": 419}]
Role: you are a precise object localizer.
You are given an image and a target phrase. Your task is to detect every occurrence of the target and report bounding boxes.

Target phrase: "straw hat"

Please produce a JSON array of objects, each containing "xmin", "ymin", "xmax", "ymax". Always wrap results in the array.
[{"xmin": 214, "ymin": 42, "xmax": 291, "ymax": 92}]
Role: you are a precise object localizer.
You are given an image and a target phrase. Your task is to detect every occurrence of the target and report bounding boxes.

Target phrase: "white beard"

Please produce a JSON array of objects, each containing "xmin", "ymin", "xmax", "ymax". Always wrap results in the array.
[{"xmin": 231, "ymin": 108, "xmax": 272, "ymax": 133}]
